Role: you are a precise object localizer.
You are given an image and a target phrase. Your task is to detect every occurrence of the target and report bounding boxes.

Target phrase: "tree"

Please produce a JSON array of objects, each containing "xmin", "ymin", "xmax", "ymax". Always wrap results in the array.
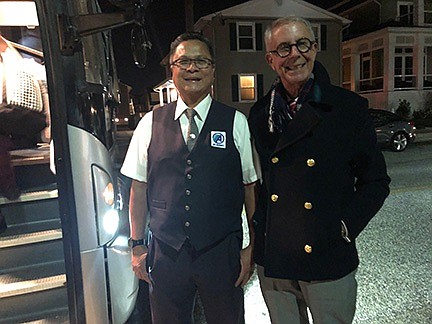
[{"xmin": 396, "ymin": 99, "xmax": 411, "ymax": 119}]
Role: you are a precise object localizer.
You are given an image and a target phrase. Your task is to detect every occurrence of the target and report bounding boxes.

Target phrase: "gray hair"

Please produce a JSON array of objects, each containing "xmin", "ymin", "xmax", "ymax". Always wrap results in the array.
[{"xmin": 264, "ymin": 16, "xmax": 316, "ymax": 50}]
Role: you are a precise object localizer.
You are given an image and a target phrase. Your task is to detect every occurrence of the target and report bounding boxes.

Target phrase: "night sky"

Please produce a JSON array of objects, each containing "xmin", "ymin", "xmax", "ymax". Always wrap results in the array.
[{"xmin": 107, "ymin": 0, "xmax": 337, "ymax": 95}]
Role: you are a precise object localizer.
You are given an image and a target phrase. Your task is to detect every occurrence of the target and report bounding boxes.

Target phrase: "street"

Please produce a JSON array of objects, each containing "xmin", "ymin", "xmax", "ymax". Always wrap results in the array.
[{"xmin": 240, "ymin": 142, "xmax": 432, "ymax": 324}]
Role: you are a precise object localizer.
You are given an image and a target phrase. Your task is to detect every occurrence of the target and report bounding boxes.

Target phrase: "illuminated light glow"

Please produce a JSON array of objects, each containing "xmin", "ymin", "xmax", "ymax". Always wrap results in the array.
[
  {"xmin": 103, "ymin": 209, "xmax": 119, "ymax": 235},
  {"xmin": 103, "ymin": 182, "xmax": 115, "ymax": 205},
  {"xmin": 124, "ymin": 117, "xmax": 129, "ymax": 122},
  {"xmin": 113, "ymin": 235, "xmax": 128, "ymax": 247},
  {"xmin": 114, "ymin": 117, "xmax": 120, "ymax": 122},
  {"xmin": 0, "ymin": 1, "xmax": 39, "ymax": 27}
]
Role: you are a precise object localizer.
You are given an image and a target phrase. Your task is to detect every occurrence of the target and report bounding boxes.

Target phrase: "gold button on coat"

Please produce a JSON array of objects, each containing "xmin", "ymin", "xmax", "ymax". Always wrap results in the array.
[
  {"xmin": 271, "ymin": 157, "xmax": 279, "ymax": 164},
  {"xmin": 307, "ymin": 159, "xmax": 315, "ymax": 167},
  {"xmin": 304, "ymin": 245, "xmax": 312, "ymax": 253},
  {"xmin": 271, "ymin": 194, "xmax": 279, "ymax": 202},
  {"xmin": 304, "ymin": 202, "xmax": 313, "ymax": 210}
]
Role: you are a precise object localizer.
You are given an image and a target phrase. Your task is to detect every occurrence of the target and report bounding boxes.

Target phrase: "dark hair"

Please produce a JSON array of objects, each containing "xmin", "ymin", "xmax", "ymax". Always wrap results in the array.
[{"xmin": 169, "ymin": 32, "xmax": 214, "ymax": 64}]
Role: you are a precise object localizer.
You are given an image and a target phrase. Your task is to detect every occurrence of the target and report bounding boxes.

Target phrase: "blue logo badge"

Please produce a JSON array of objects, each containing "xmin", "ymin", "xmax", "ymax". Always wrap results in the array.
[{"xmin": 211, "ymin": 131, "xmax": 226, "ymax": 148}]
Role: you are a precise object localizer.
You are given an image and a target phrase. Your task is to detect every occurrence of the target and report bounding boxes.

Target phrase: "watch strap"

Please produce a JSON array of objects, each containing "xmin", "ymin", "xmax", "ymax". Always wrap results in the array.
[{"xmin": 129, "ymin": 238, "xmax": 144, "ymax": 248}]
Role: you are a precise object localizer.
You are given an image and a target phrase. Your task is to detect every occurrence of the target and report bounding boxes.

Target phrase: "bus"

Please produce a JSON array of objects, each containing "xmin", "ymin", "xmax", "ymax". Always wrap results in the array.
[{"xmin": 0, "ymin": 0, "xmax": 149, "ymax": 322}]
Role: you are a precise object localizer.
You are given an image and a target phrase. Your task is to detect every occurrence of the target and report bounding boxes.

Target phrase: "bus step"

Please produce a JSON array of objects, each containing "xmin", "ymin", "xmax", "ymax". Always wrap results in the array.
[
  {"xmin": 0, "ymin": 234, "xmax": 64, "ymax": 271},
  {"xmin": 0, "ymin": 280, "xmax": 67, "ymax": 323},
  {"xmin": 20, "ymin": 308, "xmax": 70, "ymax": 324},
  {"xmin": 0, "ymin": 189, "xmax": 58, "ymax": 206},
  {"xmin": 0, "ymin": 261, "xmax": 66, "ymax": 297},
  {"xmin": 0, "ymin": 229, "xmax": 62, "ymax": 249}
]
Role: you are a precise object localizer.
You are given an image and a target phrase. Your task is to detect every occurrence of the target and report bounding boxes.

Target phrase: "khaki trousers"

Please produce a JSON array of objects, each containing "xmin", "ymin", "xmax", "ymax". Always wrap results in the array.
[{"xmin": 257, "ymin": 266, "xmax": 357, "ymax": 324}]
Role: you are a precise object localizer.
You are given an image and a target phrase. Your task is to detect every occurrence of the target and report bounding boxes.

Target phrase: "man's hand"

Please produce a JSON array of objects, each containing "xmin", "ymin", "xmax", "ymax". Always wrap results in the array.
[
  {"xmin": 235, "ymin": 244, "xmax": 254, "ymax": 288},
  {"xmin": 131, "ymin": 245, "xmax": 150, "ymax": 283}
]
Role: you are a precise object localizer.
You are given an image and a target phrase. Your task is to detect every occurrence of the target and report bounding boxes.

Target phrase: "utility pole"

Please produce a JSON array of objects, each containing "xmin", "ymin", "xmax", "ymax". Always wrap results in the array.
[{"xmin": 185, "ymin": 0, "xmax": 194, "ymax": 31}]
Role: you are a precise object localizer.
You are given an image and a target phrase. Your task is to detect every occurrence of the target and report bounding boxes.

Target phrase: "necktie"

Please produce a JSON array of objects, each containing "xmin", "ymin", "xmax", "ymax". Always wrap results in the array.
[
  {"xmin": 185, "ymin": 108, "xmax": 198, "ymax": 151},
  {"xmin": 289, "ymin": 100, "xmax": 297, "ymax": 116}
]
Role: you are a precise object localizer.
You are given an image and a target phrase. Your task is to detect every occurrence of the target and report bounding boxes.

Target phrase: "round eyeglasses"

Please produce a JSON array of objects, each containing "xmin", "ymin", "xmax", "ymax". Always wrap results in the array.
[
  {"xmin": 268, "ymin": 38, "xmax": 316, "ymax": 58},
  {"xmin": 171, "ymin": 58, "xmax": 214, "ymax": 70}
]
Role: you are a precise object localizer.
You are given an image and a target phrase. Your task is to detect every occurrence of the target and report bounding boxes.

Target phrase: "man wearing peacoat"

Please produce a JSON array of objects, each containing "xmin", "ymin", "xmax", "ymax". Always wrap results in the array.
[{"xmin": 248, "ymin": 16, "xmax": 390, "ymax": 324}]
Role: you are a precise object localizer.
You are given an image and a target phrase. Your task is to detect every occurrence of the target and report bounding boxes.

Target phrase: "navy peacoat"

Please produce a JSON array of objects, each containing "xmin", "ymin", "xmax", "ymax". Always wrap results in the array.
[{"xmin": 248, "ymin": 63, "xmax": 391, "ymax": 281}]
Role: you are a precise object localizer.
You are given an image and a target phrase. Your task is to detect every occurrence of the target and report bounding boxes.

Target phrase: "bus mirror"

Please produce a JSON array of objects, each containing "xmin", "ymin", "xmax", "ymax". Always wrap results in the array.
[{"xmin": 131, "ymin": 25, "xmax": 152, "ymax": 69}]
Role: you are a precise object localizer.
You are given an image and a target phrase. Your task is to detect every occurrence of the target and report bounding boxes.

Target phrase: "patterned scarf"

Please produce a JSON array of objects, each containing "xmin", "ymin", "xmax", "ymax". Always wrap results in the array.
[{"xmin": 268, "ymin": 75, "xmax": 315, "ymax": 133}]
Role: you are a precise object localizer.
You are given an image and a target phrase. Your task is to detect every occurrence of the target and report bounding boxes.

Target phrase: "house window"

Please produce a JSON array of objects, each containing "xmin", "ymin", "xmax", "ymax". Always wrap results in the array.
[
  {"xmin": 342, "ymin": 57, "xmax": 352, "ymax": 90},
  {"xmin": 397, "ymin": 1, "xmax": 414, "ymax": 25},
  {"xmin": 311, "ymin": 24, "xmax": 326, "ymax": 51},
  {"xmin": 394, "ymin": 47, "xmax": 416, "ymax": 89},
  {"xmin": 237, "ymin": 22, "xmax": 255, "ymax": 51},
  {"xmin": 231, "ymin": 74, "xmax": 263, "ymax": 102},
  {"xmin": 424, "ymin": 47, "xmax": 432, "ymax": 88},
  {"xmin": 229, "ymin": 22, "xmax": 263, "ymax": 51},
  {"xmin": 239, "ymin": 74, "xmax": 256, "ymax": 101},
  {"xmin": 359, "ymin": 49, "xmax": 384, "ymax": 92},
  {"xmin": 425, "ymin": 0, "xmax": 432, "ymax": 24}
]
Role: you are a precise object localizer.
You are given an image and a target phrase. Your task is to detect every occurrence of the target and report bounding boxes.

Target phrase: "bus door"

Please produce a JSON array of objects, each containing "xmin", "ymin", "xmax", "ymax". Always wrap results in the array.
[{"xmin": 0, "ymin": 0, "xmax": 148, "ymax": 322}]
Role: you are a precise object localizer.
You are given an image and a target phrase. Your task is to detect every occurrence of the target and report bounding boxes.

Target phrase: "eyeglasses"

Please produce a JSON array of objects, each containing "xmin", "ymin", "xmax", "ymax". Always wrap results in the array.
[
  {"xmin": 267, "ymin": 38, "xmax": 316, "ymax": 58},
  {"xmin": 171, "ymin": 58, "xmax": 214, "ymax": 70}
]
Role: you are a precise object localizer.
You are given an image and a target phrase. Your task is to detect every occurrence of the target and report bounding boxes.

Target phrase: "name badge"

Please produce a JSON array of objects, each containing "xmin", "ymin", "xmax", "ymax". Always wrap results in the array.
[{"xmin": 210, "ymin": 131, "xmax": 226, "ymax": 149}]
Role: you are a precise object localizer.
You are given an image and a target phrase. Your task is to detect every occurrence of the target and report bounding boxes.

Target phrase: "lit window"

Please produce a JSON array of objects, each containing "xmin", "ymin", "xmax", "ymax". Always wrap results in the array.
[{"xmin": 239, "ymin": 75, "xmax": 256, "ymax": 102}]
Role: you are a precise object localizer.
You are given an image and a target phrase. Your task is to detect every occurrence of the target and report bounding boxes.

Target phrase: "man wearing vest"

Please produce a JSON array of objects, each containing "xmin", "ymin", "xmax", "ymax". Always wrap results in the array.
[
  {"xmin": 248, "ymin": 17, "xmax": 390, "ymax": 323},
  {"xmin": 121, "ymin": 32, "xmax": 258, "ymax": 324}
]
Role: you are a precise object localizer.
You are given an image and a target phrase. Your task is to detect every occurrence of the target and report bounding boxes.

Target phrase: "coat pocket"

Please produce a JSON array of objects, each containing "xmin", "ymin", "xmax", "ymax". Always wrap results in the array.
[{"xmin": 150, "ymin": 199, "xmax": 166, "ymax": 210}]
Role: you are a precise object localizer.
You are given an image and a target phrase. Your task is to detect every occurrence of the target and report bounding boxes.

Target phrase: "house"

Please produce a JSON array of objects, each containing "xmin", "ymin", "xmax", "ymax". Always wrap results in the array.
[
  {"xmin": 190, "ymin": 0, "xmax": 350, "ymax": 115},
  {"xmin": 330, "ymin": 0, "xmax": 432, "ymax": 113}
]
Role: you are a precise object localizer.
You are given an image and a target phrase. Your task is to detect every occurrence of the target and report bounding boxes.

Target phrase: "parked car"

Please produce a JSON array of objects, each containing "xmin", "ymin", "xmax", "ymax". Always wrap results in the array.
[{"xmin": 369, "ymin": 108, "xmax": 416, "ymax": 152}]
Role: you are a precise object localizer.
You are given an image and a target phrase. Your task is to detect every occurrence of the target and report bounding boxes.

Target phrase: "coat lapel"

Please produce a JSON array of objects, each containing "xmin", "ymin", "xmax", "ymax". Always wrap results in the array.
[{"xmin": 273, "ymin": 101, "xmax": 324, "ymax": 153}]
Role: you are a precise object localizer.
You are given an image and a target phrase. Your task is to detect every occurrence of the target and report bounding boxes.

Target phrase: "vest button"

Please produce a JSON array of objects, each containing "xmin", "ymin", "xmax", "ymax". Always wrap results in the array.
[
  {"xmin": 185, "ymin": 221, "xmax": 190, "ymax": 227},
  {"xmin": 186, "ymin": 174, "xmax": 192, "ymax": 180},
  {"xmin": 304, "ymin": 202, "xmax": 313, "ymax": 210},
  {"xmin": 304, "ymin": 245, "xmax": 312, "ymax": 254},
  {"xmin": 307, "ymin": 159, "xmax": 315, "ymax": 167},
  {"xmin": 186, "ymin": 159, "xmax": 192, "ymax": 165},
  {"xmin": 271, "ymin": 194, "xmax": 279, "ymax": 202},
  {"xmin": 184, "ymin": 205, "xmax": 190, "ymax": 211},
  {"xmin": 271, "ymin": 156, "xmax": 279, "ymax": 164},
  {"xmin": 185, "ymin": 189, "xmax": 191, "ymax": 196}
]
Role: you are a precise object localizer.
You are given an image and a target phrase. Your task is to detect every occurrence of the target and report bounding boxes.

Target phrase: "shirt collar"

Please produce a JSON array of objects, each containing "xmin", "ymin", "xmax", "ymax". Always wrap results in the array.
[{"xmin": 174, "ymin": 94, "xmax": 212, "ymax": 121}]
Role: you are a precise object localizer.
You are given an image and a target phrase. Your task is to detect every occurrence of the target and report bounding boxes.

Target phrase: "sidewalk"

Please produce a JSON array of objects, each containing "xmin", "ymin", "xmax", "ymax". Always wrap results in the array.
[{"xmin": 415, "ymin": 127, "xmax": 432, "ymax": 144}]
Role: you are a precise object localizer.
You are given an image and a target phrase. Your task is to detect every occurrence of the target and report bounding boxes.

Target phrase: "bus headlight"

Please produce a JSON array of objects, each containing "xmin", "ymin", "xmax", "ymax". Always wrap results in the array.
[
  {"xmin": 103, "ymin": 209, "xmax": 119, "ymax": 235},
  {"xmin": 92, "ymin": 165, "xmax": 119, "ymax": 245}
]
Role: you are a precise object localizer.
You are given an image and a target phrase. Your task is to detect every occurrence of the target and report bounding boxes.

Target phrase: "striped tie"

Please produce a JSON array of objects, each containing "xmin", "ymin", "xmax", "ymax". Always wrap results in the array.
[
  {"xmin": 185, "ymin": 108, "xmax": 198, "ymax": 151},
  {"xmin": 289, "ymin": 100, "xmax": 297, "ymax": 116}
]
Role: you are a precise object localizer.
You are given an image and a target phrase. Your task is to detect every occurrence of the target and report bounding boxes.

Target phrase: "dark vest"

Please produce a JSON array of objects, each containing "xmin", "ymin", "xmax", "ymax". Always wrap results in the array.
[{"xmin": 147, "ymin": 101, "xmax": 244, "ymax": 251}]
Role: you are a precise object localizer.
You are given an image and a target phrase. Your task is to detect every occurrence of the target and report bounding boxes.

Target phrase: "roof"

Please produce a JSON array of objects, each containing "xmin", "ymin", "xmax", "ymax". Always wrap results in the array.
[
  {"xmin": 195, "ymin": 0, "xmax": 351, "ymax": 28},
  {"xmin": 328, "ymin": 0, "xmax": 370, "ymax": 15}
]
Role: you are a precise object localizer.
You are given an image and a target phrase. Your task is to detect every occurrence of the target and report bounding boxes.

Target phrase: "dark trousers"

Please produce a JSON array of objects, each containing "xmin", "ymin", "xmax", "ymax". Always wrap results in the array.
[{"xmin": 147, "ymin": 233, "xmax": 244, "ymax": 324}]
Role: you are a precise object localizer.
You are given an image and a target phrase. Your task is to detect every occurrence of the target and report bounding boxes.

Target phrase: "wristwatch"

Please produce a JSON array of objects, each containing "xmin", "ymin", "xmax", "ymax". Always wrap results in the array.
[{"xmin": 128, "ymin": 237, "xmax": 144, "ymax": 248}]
